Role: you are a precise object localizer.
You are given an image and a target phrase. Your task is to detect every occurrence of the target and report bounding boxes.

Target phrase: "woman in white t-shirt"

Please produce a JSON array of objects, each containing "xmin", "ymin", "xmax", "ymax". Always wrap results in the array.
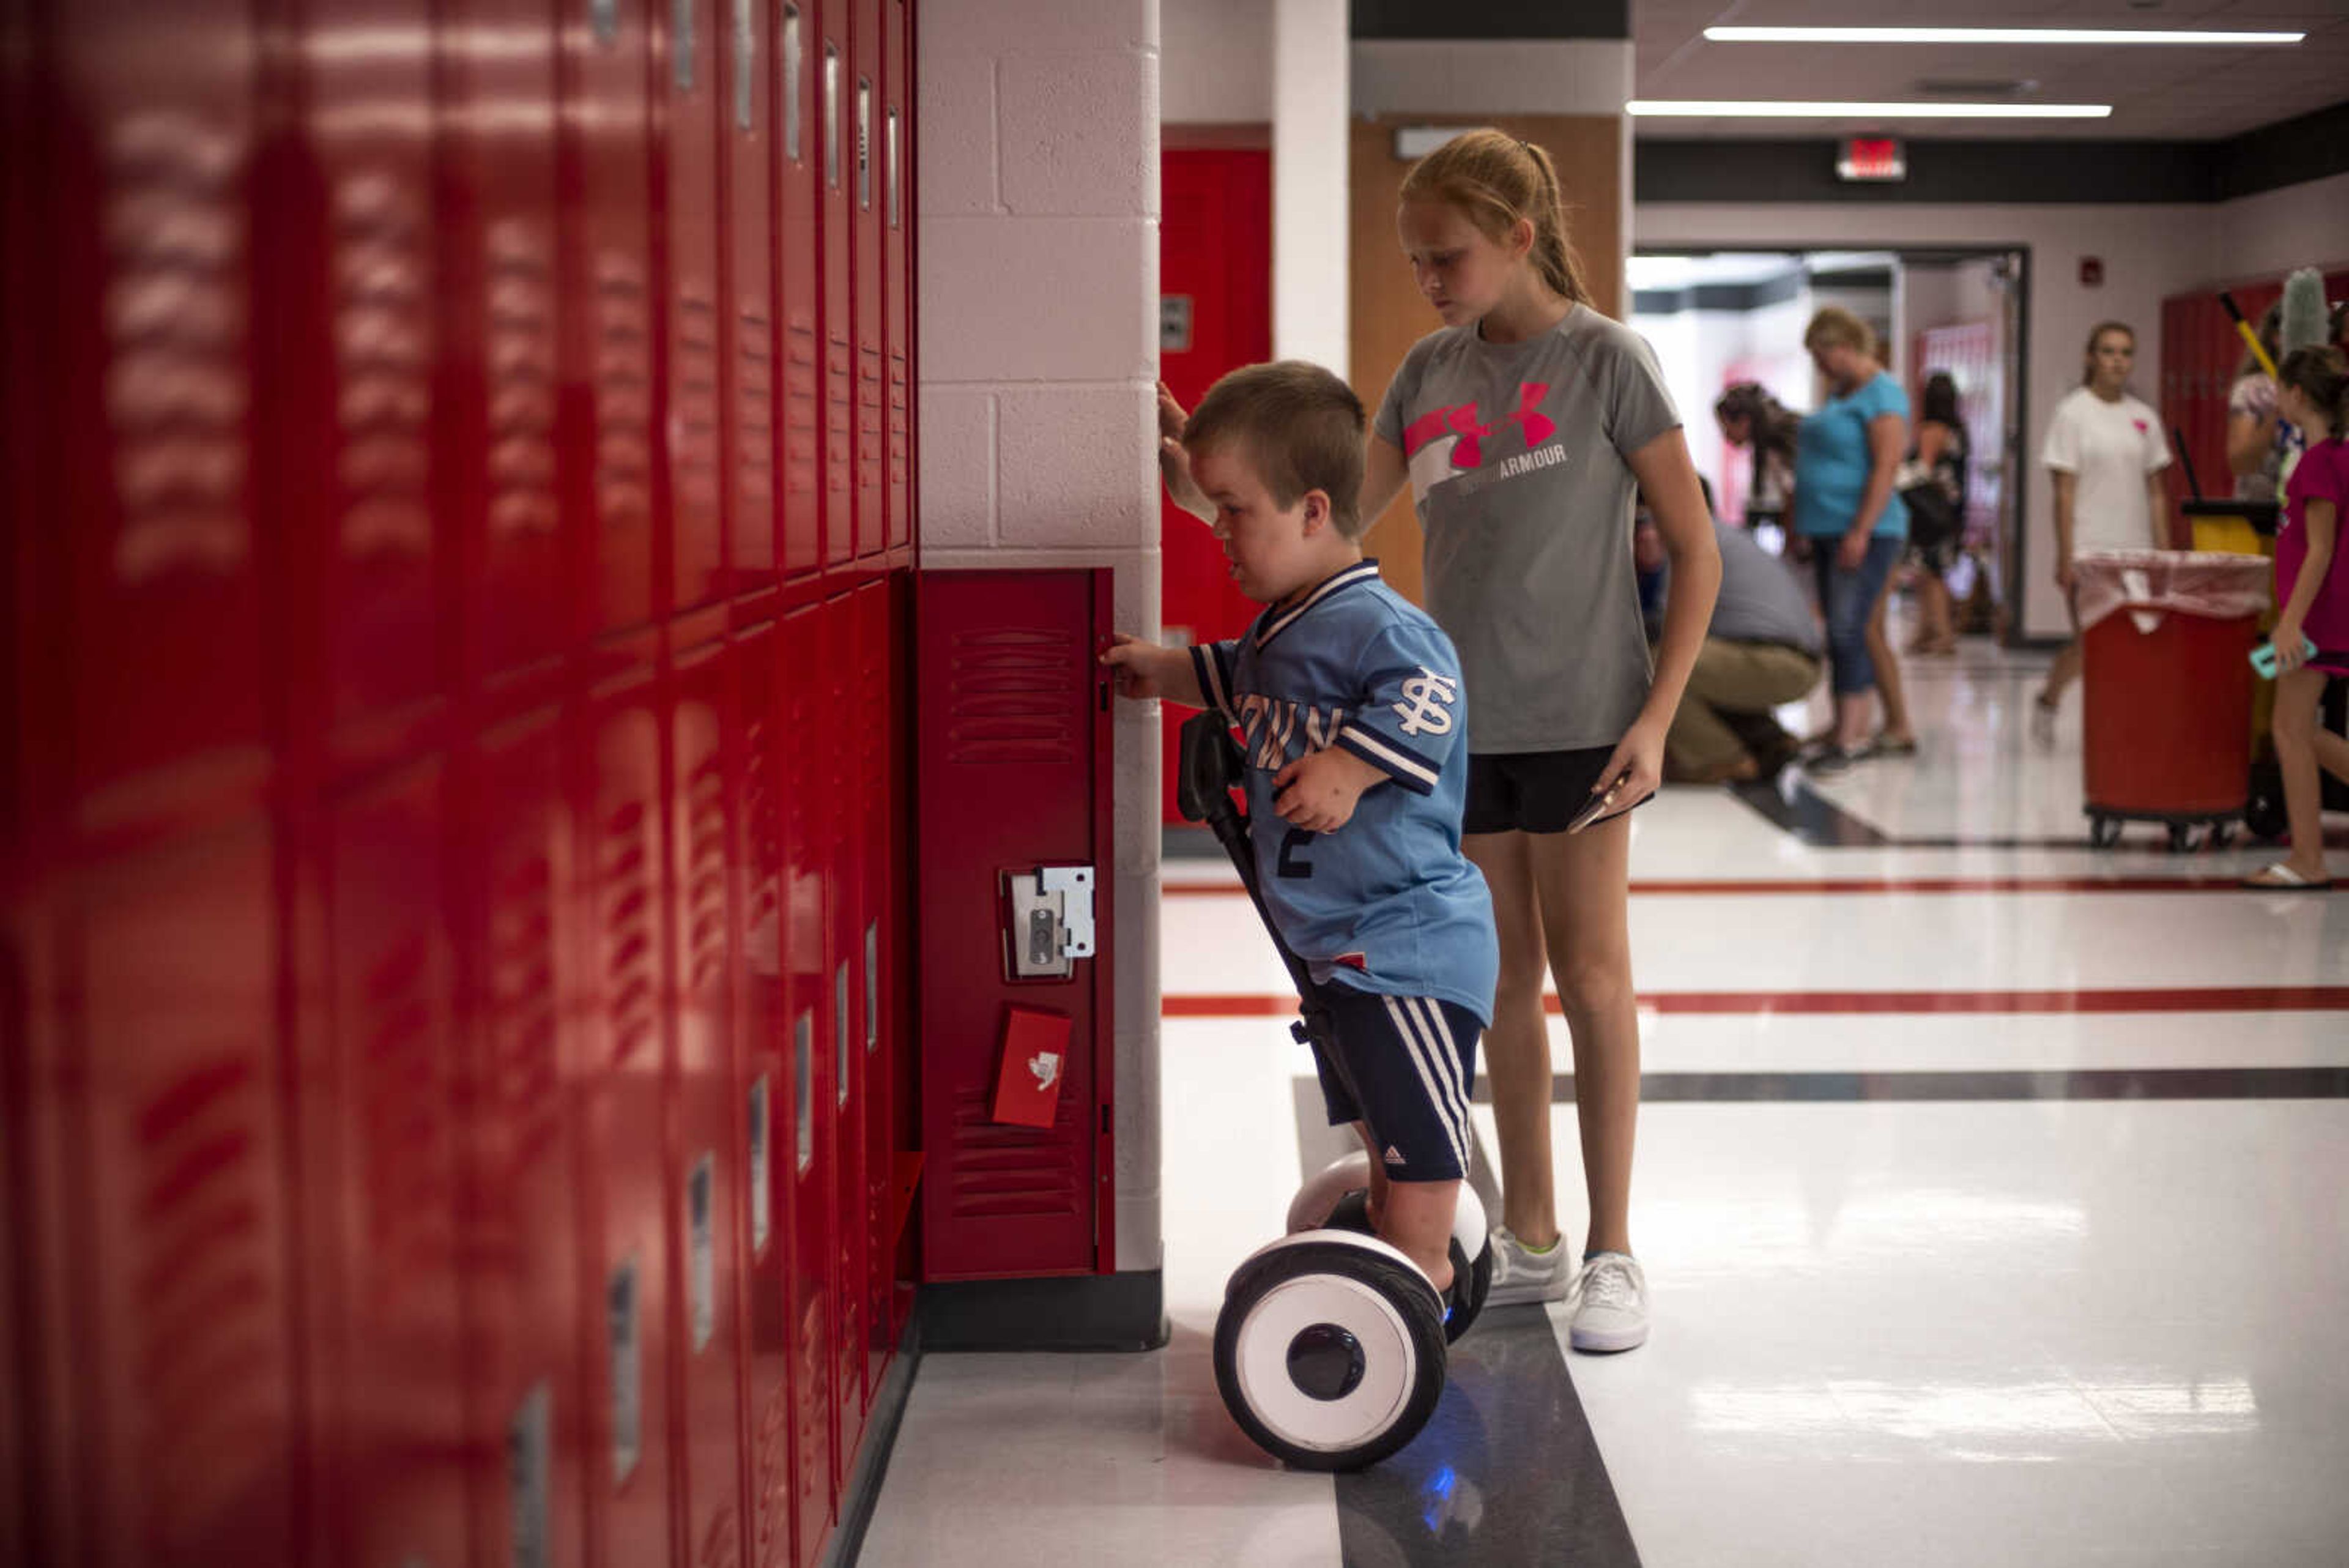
[{"xmin": 2033, "ymin": 320, "xmax": 2171, "ymax": 730}]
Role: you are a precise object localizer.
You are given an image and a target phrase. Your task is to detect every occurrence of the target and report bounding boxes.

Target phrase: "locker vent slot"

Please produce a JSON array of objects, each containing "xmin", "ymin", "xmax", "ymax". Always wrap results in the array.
[
  {"xmin": 675, "ymin": 288, "xmax": 721, "ymax": 531},
  {"xmin": 331, "ymin": 169, "xmax": 431, "ymax": 565},
  {"xmin": 942, "ymin": 629, "xmax": 1080, "ymax": 764},
  {"xmin": 684, "ymin": 740, "xmax": 728, "ymax": 997},
  {"xmin": 737, "ymin": 308, "xmax": 774, "ymax": 518},
  {"xmin": 360, "ymin": 927, "xmax": 450, "ymax": 1310},
  {"xmin": 489, "ymin": 850, "xmax": 562, "ymax": 1178},
  {"xmin": 946, "ymin": 1089, "xmax": 1082, "ymax": 1218},
  {"xmin": 105, "ymin": 110, "xmax": 253, "ymax": 583},
  {"xmin": 485, "ymin": 221, "xmax": 558, "ymax": 540},
  {"xmin": 602, "ymin": 795, "xmax": 658, "ymax": 1066},
  {"xmin": 133, "ymin": 1055, "xmax": 278, "ymax": 1544},
  {"xmin": 592, "ymin": 254, "xmax": 653, "ymax": 536},
  {"xmin": 783, "ymin": 318, "xmax": 820, "ymax": 500}
]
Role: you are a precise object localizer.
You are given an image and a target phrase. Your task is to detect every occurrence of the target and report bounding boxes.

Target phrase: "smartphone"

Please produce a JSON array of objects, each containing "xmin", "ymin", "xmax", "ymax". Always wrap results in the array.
[
  {"xmin": 2251, "ymin": 635, "xmax": 2318, "ymax": 678},
  {"xmin": 1567, "ymin": 771, "xmax": 1628, "ymax": 834}
]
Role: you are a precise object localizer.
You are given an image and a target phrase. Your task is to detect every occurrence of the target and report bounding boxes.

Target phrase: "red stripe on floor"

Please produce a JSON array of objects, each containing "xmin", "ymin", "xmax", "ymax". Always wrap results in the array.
[
  {"xmin": 1162, "ymin": 877, "xmax": 2262, "ymax": 897},
  {"xmin": 1163, "ymin": 986, "xmax": 2349, "ymax": 1017}
]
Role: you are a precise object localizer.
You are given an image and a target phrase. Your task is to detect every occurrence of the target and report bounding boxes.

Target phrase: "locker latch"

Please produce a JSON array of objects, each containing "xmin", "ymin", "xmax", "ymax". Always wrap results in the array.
[{"xmin": 1003, "ymin": 866, "xmax": 1096, "ymax": 979}]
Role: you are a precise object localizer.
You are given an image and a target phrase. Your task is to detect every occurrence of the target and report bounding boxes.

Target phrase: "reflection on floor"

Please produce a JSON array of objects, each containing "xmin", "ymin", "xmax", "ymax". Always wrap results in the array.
[{"xmin": 864, "ymin": 640, "xmax": 2349, "ymax": 1568}]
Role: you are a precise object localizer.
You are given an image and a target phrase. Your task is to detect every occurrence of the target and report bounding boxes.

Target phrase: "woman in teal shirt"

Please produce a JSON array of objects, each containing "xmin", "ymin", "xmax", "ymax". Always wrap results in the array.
[{"xmin": 1792, "ymin": 307, "xmax": 1911, "ymax": 771}]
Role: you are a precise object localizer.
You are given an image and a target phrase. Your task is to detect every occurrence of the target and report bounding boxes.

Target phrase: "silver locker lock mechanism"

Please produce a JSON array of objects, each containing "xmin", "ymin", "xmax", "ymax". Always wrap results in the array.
[{"xmin": 1003, "ymin": 865, "xmax": 1096, "ymax": 979}]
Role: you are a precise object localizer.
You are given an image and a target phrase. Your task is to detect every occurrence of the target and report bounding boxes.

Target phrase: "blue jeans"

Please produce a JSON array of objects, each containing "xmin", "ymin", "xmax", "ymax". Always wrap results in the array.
[{"xmin": 1811, "ymin": 535, "xmax": 1903, "ymax": 696}]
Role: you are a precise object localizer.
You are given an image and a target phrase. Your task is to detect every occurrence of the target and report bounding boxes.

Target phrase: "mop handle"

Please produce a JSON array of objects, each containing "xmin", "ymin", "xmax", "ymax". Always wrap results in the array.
[
  {"xmin": 2220, "ymin": 292, "xmax": 2279, "ymax": 382},
  {"xmin": 2169, "ymin": 425, "xmax": 2204, "ymax": 503}
]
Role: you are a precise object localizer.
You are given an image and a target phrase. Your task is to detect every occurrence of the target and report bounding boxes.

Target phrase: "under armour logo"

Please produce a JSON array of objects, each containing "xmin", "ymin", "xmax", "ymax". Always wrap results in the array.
[
  {"xmin": 1407, "ymin": 382, "xmax": 1554, "ymax": 469},
  {"xmin": 1392, "ymin": 670, "xmax": 1457, "ymax": 737}
]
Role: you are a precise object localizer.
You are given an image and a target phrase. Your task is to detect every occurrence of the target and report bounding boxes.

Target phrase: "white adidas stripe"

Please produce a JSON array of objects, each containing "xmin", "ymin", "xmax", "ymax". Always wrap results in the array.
[
  {"xmin": 1384, "ymin": 995, "xmax": 1469, "ymax": 1175},
  {"xmin": 1410, "ymin": 997, "xmax": 1475, "ymax": 1162}
]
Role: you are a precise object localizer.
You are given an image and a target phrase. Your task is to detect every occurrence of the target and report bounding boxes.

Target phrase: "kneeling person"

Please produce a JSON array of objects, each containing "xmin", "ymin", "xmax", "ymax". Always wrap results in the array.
[{"xmin": 1105, "ymin": 361, "xmax": 1499, "ymax": 1295}]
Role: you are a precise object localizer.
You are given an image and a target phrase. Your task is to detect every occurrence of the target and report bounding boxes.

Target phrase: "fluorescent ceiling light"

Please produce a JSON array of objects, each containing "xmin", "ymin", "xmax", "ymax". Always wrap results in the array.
[
  {"xmin": 1629, "ymin": 100, "xmax": 2111, "ymax": 119},
  {"xmin": 1705, "ymin": 27, "xmax": 2303, "ymax": 46}
]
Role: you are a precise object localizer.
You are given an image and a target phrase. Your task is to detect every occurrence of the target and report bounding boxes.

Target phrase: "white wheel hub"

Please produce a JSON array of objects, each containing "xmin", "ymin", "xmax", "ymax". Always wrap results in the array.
[{"xmin": 1231, "ymin": 1272, "xmax": 1419, "ymax": 1454}]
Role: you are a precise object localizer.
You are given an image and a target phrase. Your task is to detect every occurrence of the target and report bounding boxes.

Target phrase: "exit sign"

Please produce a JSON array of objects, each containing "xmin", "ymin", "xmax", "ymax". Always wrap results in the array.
[{"xmin": 1836, "ymin": 137, "xmax": 1907, "ymax": 182}]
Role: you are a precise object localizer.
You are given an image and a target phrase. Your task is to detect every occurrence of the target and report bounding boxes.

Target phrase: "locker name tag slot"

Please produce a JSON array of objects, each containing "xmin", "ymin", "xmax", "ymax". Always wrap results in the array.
[
  {"xmin": 1001, "ymin": 865, "xmax": 1095, "ymax": 980},
  {"xmin": 688, "ymin": 1154, "xmax": 716, "ymax": 1353},
  {"xmin": 510, "ymin": 1381, "xmax": 552, "ymax": 1568},
  {"xmin": 609, "ymin": 1258, "xmax": 641, "ymax": 1485}
]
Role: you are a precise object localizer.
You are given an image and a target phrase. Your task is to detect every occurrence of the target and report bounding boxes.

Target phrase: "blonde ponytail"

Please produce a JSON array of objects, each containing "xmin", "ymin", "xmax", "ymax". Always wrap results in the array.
[{"xmin": 1400, "ymin": 128, "xmax": 1590, "ymax": 308}]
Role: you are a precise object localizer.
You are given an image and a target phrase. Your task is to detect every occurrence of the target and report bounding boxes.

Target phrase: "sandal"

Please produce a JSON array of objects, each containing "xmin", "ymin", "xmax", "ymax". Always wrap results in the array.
[
  {"xmin": 2239, "ymin": 863, "xmax": 2335, "ymax": 891},
  {"xmin": 1868, "ymin": 734, "xmax": 1918, "ymax": 758}
]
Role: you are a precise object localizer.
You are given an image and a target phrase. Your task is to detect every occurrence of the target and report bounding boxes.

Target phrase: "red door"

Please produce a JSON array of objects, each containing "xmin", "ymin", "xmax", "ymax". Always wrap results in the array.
[{"xmin": 1158, "ymin": 147, "xmax": 1270, "ymax": 823}]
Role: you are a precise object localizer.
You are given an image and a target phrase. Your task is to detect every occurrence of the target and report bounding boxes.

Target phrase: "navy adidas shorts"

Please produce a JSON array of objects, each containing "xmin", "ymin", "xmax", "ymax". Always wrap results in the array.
[{"xmin": 1307, "ymin": 987, "xmax": 1482, "ymax": 1183}]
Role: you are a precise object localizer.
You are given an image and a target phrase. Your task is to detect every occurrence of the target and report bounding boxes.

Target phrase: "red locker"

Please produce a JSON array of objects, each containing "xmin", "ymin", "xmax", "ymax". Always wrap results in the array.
[
  {"xmin": 565, "ymin": 0, "xmax": 658, "ymax": 644},
  {"xmin": 670, "ymin": 639, "xmax": 749, "ymax": 1568},
  {"xmin": 856, "ymin": 581, "xmax": 897, "ymax": 1395},
  {"xmin": 777, "ymin": 0, "xmax": 824, "ymax": 589},
  {"xmin": 1157, "ymin": 146, "xmax": 1272, "ymax": 823},
  {"xmin": 850, "ymin": 0, "xmax": 884, "ymax": 560},
  {"xmin": 53, "ymin": 0, "xmax": 269, "ymax": 815},
  {"xmin": 733, "ymin": 624, "xmax": 801, "ymax": 1568},
  {"xmin": 882, "ymin": 0, "xmax": 913, "ymax": 554},
  {"xmin": 824, "ymin": 593, "xmax": 870, "ymax": 1468},
  {"xmin": 885, "ymin": 573, "xmax": 919, "ymax": 1342},
  {"xmin": 780, "ymin": 603, "xmax": 837, "ymax": 1567},
  {"xmin": 580, "ymin": 671, "xmax": 678, "ymax": 1568},
  {"xmin": 62, "ymin": 824, "xmax": 302, "ymax": 1566},
  {"xmin": 722, "ymin": 0, "xmax": 779, "ymax": 593},
  {"xmin": 666, "ymin": 0, "xmax": 728, "ymax": 614},
  {"xmin": 467, "ymin": 712, "xmax": 588, "ymax": 1568},
  {"xmin": 915, "ymin": 570, "xmax": 1117, "ymax": 1280},
  {"xmin": 818, "ymin": 6, "xmax": 855, "ymax": 570},
  {"xmin": 279, "ymin": 0, "xmax": 444, "ymax": 745},
  {"xmin": 440, "ymin": 0, "xmax": 567, "ymax": 686},
  {"xmin": 319, "ymin": 762, "xmax": 469, "ymax": 1568}
]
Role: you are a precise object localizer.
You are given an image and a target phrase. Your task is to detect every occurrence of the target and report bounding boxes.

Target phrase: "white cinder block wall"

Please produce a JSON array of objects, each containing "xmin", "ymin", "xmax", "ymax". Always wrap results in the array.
[{"xmin": 918, "ymin": 0, "xmax": 1164, "ymax": 1276}]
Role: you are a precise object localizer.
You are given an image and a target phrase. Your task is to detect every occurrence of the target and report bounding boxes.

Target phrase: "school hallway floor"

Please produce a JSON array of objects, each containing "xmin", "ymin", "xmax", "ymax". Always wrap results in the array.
[{"xmin": 861, "ymin": 637, "xmax": 2349, "ymax": 1567}]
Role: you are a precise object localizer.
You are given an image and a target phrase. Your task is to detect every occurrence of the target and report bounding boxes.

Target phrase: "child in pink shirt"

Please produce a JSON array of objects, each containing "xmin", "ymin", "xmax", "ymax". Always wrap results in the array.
[{"xmin": 2246, "ymin": 345, "xmax": 2349, "ymax": 890}]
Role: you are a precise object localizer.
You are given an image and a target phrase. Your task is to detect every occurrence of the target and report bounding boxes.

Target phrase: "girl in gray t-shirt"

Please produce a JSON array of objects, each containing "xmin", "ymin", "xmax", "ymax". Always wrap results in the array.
[{"xmin": 1361, "ymin": 130, "xmax": 1720, "ymax": 1353}]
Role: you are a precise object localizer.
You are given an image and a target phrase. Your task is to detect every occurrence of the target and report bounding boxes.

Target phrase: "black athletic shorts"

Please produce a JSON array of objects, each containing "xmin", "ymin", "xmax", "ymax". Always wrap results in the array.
[
  {"xmin": 1307, "ymin": 986, "xmax": 1482, "ymax": 1183},
  {"xmin": 1462, "ymin": 745, "xmax": 1652, "ymax": 836}
]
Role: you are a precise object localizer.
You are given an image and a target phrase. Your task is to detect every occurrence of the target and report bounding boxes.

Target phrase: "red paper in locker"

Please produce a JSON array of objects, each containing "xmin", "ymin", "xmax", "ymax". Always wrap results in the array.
[{"xmin": 990, "ymin": 1008, "xmax": 1072, "ymax": 1129}]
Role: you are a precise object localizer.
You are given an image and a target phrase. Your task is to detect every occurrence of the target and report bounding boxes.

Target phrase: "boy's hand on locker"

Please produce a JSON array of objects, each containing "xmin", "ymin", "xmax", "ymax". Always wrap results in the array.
[
  {"xmin": 1100, "ymin": 632, "xmax": 1169, "ymax": 699},
  {"xmin": 1272, "ymin": 748, "xmax": 1385, "ymax": 833}
]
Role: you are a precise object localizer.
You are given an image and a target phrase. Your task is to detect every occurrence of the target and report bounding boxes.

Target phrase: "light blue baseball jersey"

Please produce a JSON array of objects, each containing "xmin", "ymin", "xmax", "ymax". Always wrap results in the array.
[{"xmin": 1189, "ymin": 560, "xmax": 1499, "ymax": 1025}]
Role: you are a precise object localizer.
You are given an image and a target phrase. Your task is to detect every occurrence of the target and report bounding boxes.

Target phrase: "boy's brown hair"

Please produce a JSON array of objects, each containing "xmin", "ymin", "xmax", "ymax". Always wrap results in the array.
[{"xmin": 1182, "ymin": 360, "xmax": 1369, "ymax": 538}]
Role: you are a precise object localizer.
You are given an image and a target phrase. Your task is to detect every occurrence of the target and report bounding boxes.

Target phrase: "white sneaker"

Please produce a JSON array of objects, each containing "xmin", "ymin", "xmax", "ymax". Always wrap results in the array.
[
  {"xmin": 1483, "ymin": 1225, "xmax": 1571, "ymax": 1307},
  {"xmin": 1568, "ymin": 1252, "xmax": 1649, "ymax": 1353}
]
